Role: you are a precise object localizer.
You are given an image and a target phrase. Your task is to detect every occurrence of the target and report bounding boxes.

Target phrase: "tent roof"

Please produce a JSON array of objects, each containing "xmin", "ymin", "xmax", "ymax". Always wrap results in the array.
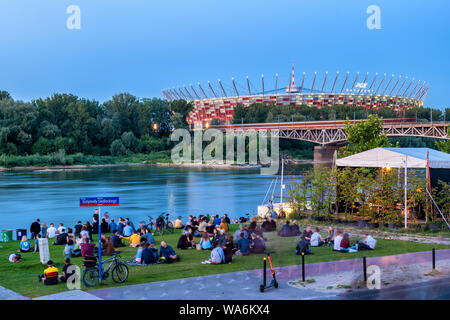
[{"xmin": 336, "ymin": 147, "xmax": 450, "ymax": 169}]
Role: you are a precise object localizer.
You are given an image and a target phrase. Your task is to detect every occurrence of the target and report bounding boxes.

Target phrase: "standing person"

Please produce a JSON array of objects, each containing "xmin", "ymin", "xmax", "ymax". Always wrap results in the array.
[
  {"xmin": 214, "ymin": 215, "xmax": 221, "ymax": 226},
  {"xmin": 100, "ymin": 218, "xmax": 109, "ymax": 234},
  {"xmin": 46, "ymin": 223, "xmax": 57, "ymax": 239},
  {"xmin": 85, "ymin": 222, "xmax": 93, "ymax": 241},
  {"xmin": 30, "ymin": 219, "xmax": 41, "ymax": 239},
  {"xmin": 93, "ymin": 209, "xmax": 99, "ymax": 223},
  {"xmin": 223, "ymin": 214, "xmax": 231, "ymax": 225},
  {"xmin": 57, "ymin": 223, "xmax": 65, "ymax": 234},
  {"xmin": 74, "ymin": 221, "xmax": 83, "ymax": 237},
  {"xmin": 41, "ymin": 223, "xmax": 48, "ymax": 239},
  {"xmin": 116, "ymin": 218, "xmax": 124, "ymax": 235},
  {"xmin": 92, "ymin": 216, "xmax": 99, "ymax": 235},
  {"xmin": 223, "ymin": 234, "xmax": 234, "ymax": 264},
  {"xmin": 109, "ymin": 218, "xmax": 117, "ymax": 233},
  {"xmin": 102, "ymin": 212, "xmax": 110, "ymax": 223},
  {"xmin": 267, "ymin": 200, "xmax": 274, "ymax": 217},
  {"xmin": 34, "ymin": 234, "xmax": 41, "ymax": 252}
]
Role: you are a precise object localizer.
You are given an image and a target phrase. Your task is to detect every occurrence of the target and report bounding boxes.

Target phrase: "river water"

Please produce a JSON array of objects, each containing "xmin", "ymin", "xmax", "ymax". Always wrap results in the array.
[{"xmin": 0, "ymin": 166, "xmax": 293, "ymax": 231}]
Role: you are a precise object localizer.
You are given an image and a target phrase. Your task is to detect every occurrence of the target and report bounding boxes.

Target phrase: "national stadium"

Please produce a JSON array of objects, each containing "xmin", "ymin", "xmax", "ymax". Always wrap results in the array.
[{"xmin": 162, "ymin": 65, "xmax": 429, "ymax": 129}]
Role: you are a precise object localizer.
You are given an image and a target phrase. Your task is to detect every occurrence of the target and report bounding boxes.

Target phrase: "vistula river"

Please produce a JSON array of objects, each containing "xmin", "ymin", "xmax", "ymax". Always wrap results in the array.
[{"xmin": 0, "ymin": 166, "xmax": 307, "ymax": 231}]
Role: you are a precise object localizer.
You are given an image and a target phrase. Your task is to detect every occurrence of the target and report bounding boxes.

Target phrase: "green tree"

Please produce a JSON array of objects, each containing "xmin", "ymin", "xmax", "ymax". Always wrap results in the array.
[{"xmin": 340, "ymin": 114, "xmax": 391, "ymax": 157}]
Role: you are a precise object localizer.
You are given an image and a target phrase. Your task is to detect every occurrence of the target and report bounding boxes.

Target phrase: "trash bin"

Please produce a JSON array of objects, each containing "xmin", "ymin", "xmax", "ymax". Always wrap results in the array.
[
  {"xmin": 1, "ymin": 230, "xmax": 13, "ymax": 242},
  {"xmin": 16, "ymin": 229, "xmax": 27, "ymax": 241}
]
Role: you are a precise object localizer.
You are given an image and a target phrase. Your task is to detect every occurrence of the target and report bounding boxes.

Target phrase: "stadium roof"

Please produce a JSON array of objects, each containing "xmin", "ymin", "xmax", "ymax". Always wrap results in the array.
[{"xmin": 336, "ymin": 148, "xmax": 450, "ymax": 169}]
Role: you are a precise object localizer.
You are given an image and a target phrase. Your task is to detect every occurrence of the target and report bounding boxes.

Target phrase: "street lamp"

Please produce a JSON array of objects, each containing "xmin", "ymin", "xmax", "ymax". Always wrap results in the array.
[{"xmin": 153, "ymin": 123, "xmax": 158, "ymax": 131}]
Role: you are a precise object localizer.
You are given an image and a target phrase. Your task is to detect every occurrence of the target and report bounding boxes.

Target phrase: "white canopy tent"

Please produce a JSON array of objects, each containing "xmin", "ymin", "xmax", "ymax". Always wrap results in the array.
[{"xmin": 336, "ymin": 148, "xmax": 450, "ymax": 229}]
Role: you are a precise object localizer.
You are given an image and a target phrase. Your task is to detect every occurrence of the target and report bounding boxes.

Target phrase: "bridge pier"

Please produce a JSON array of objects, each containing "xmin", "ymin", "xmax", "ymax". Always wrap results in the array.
[{"xmin": 313, "ymin": 145, "xmax": 341, "ymax": 167}]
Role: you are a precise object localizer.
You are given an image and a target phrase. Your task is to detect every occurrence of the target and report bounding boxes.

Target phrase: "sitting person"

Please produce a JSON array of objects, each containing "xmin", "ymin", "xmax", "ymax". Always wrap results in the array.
[
  {"xmin": 198, "ymin": 217, "xmax": 208, "ymax": 233},
  {"xmin": 135, "ymin": 242, "xmax": 146, "ymax": 264},
  {"xmin": 19, "ymin": 236, "xmax": 32, "ymax": 252},
  {"xmin": 223, "ymin": 234, "xmax": 234, "ymax": 264},
  {"xmin": 268, "ymin": 217, "xmax": 277, "ymax": 231},
  {"xmin": 278, "ymin": 220, "xmax": 292, "ymax": 237},
  {"xmin": 325, "ymin": 225, "xmax": 336, "ymax": 245},
  {"xmin": 177, "ymin": 231, "xmax": 195, "ymax": 250},
  {"xmin": 250, "ymin": 234, "xmax": 266, "ymax": 254},
  {"xmin": 197, "ymin": 232, "xmax": 212, "ymax": 250},
  {"xmin": 310, "ymin": 228, "xmax": 325, "ymax": 247},
  {"xmin": 201, "ymin": 241, "xmax": 225, "ymax": 264},
  {"xmin": 160, "ymin": 241, "xmax": 179, "ymax": 263},
  {"xmin": 38, "ymin": 260, "xmax": 59, "ymax": 285},
  {"xmin": 80, "ymin": 241, "xmax": 95, "ymax": 257},
  {"xmin": 123, "ymin": 222, "xmax": 133, "ymax": 237},
  {"xmin": 53, "ymin": 228, "xmax": 68, "ymax": 245},
  {"xmin": 175, "ymin": 216, "xmax": 184, "ymax": 229},
  {"xmin": 296, "ymin": 239, "xmax": 311, "ymax": 255},
  {"xmin": 140, "ymin": 228, "xmax": 155, "ymax": 245},
  {"xmin": 9, "ymin": 253, "xmax": 22, "ymax": 263},
  {"xmin": 340, "ymin": 233, "xmax": 351, "ymax": 251},
  {"xmin": 128, "ymin": 230, "xmax": 141, "ymax": 248},
  {"xmin": 142, "ymin": 243, "xmax": 158, "ymax": 264},
  {"xmin": 248, "ymin": 217, "xmax": 257, "ymax": 234},
  {"xmin": 290, "ymin": 221, "xmax": 301, "ymax": 236},
  {"xmin": 59, "ymin": 258, "xmax": 77, "ymax": 283},
  {"xmin": 211, "ymin": 228, "xmax": 226, "ymax": 246},
  {"xmin": 235, "ymin": 232, "xmax": 251, "ymax": 256},
  {"xmin": 233, "ymin": 226, "xmax": 248, "ymax": 242},
  {"xmin": 102, "ymin": 236, "xmax": 117, "ymax": 256},
  {"xmin": 333, "ymin": 230, "xmax": 344, "ymax": 251},
  {"xmin": 357, "ymin": 232, "xmax": 376, "ymax": 251},
  {"xmin": 253, "ymin": 226, "xmax": 265, "ymax": 239},
  {"xmin": 219, "ymin": 218, "xmax": 229, "ymax": 233},
  {"xmin": 302, "ymin": 225, "xmax": 313, "ymax": 244},
  {"xmin": 205, "ymin": 221, "xmax": 215, "ymax": 235},
  {"xmin": 64, "ymin": 239, "xmax": 80, "ymax": 258},
  {"xmin": 111, "ymin": 230, "xmax": 125, "ymax": 248}
]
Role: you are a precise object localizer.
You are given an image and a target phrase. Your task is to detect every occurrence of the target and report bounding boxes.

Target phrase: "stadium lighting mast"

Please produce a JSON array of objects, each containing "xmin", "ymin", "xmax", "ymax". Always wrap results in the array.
[
  {"xmin": 401, "ymin": 78, "xmax": 414, "ymax": 97},
  {"xmin": 331, "ymin": 72, "xmax": 339, "ymax": 93},
  {"xmin": 190, "ymin": 84, "xmax": 201, "ymax": 100},
  {"xmin": 311, "ymin": 72, "xmax": 317, "ymax": 93},
  {"xmin": 246, "ymin": 76, "xmax": 251, "ymax": 96},
  {"xmin": 183, "ymin": 85, "xmax": 194, "ymax": 100},
  {"xmin": 381, "ymin": 74, "xmax": 394, "ymax": 95},
  {"xmin": 262, "ymin": 74, "xmax": 265, "ymax": 96},
  {"xmin": 395, "ymin": 77, "xmax": 408, "ymax": 97},
  {"xmin": 198, "ymin": 83, "xmax": 208, "ymax": 99},
  {"xmin": 340, "ymin": 72, "xmax": 349, "ymax": 93},
  {"xmin": 232, "ymin": 78, "xmax": 239, "ymax": 97},
  {"xmin": 367, "ymin": 73, "xmax": 378, "ymax": 92},
  {"xmin": 208, "ymin": 81, "xmax": 218, "ymax": 98},
  {"xmin": 374, "ymin": 73, "xmax": 386, "ymax": 95},
  {"xmin": 357, "ymin": 72, "xmax": 369, "ymax": 94},
  {"xmin": 408, "ymin": 80, "xmax": 420, "ymax": 98},
  {"xmin": 321, "ymin": 71, "xmax": 328, "ymax": 93},
  {"xmin": 350, "ymin": 72, "xmax": 360, "ymax": 91},
  {"xmin": 275, "ymin": 73, "xmax": 278, "ymax": 96},
  {"xmin": 389, "ymin": 75, "xmax": 401, "ymax": 96},
  {"xmin": 218, "ymin": 79, "xmax": 227, "ymax": 97},
  {"xmin": 300, "ymin": 72, "xmax": 305, "ymax": 94}
]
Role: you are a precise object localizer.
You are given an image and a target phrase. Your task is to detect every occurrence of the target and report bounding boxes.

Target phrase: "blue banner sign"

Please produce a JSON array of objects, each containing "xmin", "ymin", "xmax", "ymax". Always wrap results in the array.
[{"xmin": 79, "ymin": 197, "xmax": 119, "ymax": 207}]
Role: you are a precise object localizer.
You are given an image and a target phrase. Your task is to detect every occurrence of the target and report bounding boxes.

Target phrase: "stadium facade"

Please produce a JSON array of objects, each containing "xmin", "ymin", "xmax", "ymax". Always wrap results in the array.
[{"xmin": 162, "ymin": 65, "xmax": 428, "ymax": 129}]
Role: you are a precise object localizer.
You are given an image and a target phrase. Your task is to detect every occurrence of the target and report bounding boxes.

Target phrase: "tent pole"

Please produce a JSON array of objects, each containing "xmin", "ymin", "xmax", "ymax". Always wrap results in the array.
[{"xmin": 404, "ymin": 156, "xmax": 408, "ymax": 229}]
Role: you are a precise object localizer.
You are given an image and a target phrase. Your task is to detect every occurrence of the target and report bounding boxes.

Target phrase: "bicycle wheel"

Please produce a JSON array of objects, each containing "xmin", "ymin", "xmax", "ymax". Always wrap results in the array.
[
  {"xmin": 111, "ymin": 263, "xmax": 129, "ymax": 284},
  {"xmin": 82, "ymin": 268, "xmax": 100, "ymax": 287}
]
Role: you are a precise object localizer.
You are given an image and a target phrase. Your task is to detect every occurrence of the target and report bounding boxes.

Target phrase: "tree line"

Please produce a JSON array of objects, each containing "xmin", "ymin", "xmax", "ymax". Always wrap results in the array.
[{"xmin": 0, "ymin": 91, "xmax": 193, "ymax": 157}]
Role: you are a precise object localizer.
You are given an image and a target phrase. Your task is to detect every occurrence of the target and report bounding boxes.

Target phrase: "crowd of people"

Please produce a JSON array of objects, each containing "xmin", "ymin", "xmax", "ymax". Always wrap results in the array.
[{"xmin": 8, "ymin": 210, "xmax": 377, "ymax": 286}]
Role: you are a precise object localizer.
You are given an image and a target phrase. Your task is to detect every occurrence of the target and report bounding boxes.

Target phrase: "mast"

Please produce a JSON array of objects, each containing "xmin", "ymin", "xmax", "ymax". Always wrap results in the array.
[
  {"xmin": 262, "ymin": 74, "xmax": 265, "ymax": 96},
  {"xmin": 208, "ymin": 81, "xmax": 218, "ymax": 98},
  {"xmin": 340, "ymin": 72, "xmax": 349, "ymax": 93},
  {"xmin": 232, "ymin": 78, "xmax": 239, "ymax": 97},
  {"xmin": 246, "ymin": 76, "xmax": 251, "ymax": 95},
  {"xmin": 374, "ymin": 73, "xmax": 386, "ymax": 95},
  {"xmin": 198, "ymin": 83, "xmax": 208, "ymax": 99},
  {"xmin": 311, "ymin": 72, "xmax": 317, "ymax": 93},
  {"xmin": 331, "ymin": 72, "xmax": 339, "ymax": 93},
  {"xmin": 321, "ymin": 71, "xmax": 328, "ymax": 93},
  {"xmin": 218, "ymin": 79, "xmax": 227, "ymax": 97}
]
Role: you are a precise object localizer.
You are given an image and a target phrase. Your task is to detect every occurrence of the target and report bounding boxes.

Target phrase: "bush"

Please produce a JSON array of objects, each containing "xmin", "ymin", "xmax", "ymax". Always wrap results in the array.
[{"xmin": 110, "ymin": 139, "xmax": 127, "ymax": 156}]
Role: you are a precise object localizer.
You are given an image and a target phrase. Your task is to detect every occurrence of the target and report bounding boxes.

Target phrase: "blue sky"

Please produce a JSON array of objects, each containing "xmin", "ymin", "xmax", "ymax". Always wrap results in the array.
[{"xmin": 0, "ymin": 0, "xmax": 449, "ymax": 108}]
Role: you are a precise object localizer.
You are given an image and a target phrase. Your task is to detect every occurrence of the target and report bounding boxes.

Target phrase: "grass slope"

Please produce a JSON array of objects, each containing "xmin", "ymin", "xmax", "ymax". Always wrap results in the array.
[{"xmin": 0, "ymin": 224, "xmax": 448, "ymax": 298}]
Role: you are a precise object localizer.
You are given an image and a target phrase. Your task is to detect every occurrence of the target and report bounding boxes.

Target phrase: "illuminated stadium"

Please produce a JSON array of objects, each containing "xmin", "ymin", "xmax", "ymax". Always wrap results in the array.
[{"xmin": 162, "ymin": 65, "xmax": 429, "ymax": 128}]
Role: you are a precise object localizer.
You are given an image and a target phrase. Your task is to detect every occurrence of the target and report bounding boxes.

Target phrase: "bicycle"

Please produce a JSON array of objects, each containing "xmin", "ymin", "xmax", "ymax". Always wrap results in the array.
[
  {"xmin": 82, "ymin": 253, "xmax": 129, "ymax": 287},
  {"xmin": 152, "ymin": 213, "xmax": 174, "ymax": 236}
]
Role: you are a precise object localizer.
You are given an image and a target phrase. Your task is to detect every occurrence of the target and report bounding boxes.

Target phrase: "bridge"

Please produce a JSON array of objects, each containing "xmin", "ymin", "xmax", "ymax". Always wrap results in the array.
[
  {"xmin": 212, "ymin": 118, "xmax": 450, "ymax": 163},
  {"xmin": 212, "ymin": 118, "xmax": 449, "ymax": 145}
]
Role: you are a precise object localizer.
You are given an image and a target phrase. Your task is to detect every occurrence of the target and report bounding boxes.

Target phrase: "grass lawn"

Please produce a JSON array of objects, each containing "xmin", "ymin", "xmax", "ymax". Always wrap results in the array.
[{"xmin": 1, "ymin": 224, "xmax": 448, "ymax": 298}]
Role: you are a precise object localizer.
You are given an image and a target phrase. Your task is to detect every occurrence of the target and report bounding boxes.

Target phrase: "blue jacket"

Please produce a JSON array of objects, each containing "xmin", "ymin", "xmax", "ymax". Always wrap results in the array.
[
  {"xmin": 109, "ymin": 222, "xmax": 117, "ymax": 233},
  {"xmin": 160, "ymin": 245, "xmax": 176, "ymax": 259}
]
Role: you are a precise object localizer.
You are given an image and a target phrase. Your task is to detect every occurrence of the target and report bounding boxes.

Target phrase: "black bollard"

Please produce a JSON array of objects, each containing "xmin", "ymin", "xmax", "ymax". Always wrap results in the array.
[
  {"xmin": 263, "ymin": 258, "xmax": 267, "ymax": 287},
  {"xmin": 301, "ymin": 252, "xmax": 305, "ymax": 282},
  {"xmin": 432, "ymin": 248, "xmax": 435, "ymax": 270},
  {"xmin": 363, "ymin": 256, "xmax": 367, "ymax": 282}
]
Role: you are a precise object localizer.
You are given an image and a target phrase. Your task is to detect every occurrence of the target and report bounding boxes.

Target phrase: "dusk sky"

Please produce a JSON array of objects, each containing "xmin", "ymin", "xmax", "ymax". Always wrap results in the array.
[{"xmin": 0, "ymin": 0, "xmax": 449, "ymax": 108}]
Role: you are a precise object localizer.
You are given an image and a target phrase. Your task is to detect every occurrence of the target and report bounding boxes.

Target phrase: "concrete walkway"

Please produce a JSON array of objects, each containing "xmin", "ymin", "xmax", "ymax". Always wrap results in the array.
[
  {"xmin": 29, "ymin": 249, "xmax": 449, "ymax": 300},
  {"xmin": 0, "ymin": 286, "xmax": 29, "ymax": 300}
]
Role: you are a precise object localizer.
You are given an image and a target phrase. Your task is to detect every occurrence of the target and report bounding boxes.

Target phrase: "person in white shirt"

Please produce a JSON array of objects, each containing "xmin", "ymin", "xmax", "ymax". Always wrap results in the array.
[
  {"xmin": 57, "ymin": 223, "xmax": 65, "ymax": 234},
  {"xmin": 333, "ymin": 230, "xmax": 343, "ymax": 251},
  {"xmin": 46, "ymin": 223, "xmax": 57, "ymax": 238},
  {"xmin": 310, "ymin": 227, "xmax": 325, "ymax": 247},
  {"xmin": 358, "ymin": 232, "xmax": 376, "ymax": 250}
]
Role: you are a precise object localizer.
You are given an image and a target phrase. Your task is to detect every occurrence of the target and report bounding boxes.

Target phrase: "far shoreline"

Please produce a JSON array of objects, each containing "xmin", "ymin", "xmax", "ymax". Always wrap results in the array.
[{"xmin": 0, "ymin": 161, "xmax": 262, "ymax": 172}]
